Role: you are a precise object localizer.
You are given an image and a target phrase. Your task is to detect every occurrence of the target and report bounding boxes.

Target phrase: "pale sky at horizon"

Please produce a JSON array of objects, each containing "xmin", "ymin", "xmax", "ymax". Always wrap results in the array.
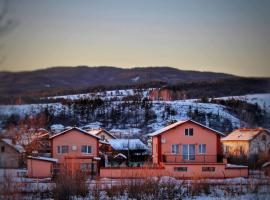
[{"xmin": 0, "ymin": 0, "xmax": 270, "ymax": 77}]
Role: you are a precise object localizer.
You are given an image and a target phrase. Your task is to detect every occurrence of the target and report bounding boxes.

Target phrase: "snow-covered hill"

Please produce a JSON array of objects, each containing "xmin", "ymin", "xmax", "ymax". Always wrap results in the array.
[{"xmin": 0, "ymin": 91, "xmax": 269, "ymax": 135}]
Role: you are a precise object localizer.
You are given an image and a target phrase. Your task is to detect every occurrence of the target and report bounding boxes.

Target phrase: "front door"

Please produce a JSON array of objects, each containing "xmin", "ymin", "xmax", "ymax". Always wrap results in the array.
[{"xmin": 182, "ymin": 144, "xmax": 195, "ymax": 160}]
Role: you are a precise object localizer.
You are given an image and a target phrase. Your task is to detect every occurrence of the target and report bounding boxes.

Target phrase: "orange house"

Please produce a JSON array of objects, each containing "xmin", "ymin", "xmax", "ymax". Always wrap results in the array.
[
  {"xmin": 50, "ymin": 127, "xmax": 100, "ymax": 176},
  {"xmin": 148, "ymin": 120, "xmax": 248, "ymax": 178}
]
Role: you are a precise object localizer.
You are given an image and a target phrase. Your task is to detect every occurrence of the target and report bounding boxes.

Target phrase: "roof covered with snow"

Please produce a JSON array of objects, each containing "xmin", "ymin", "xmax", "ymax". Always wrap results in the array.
[
  {"xmin": 28, "ymin": 156, "xmax": 58, "ymax": 163},
  {"xmin": 221, "ymin": 128, "xmax": 269, "ymax": 141},
  {"xmin": 108, "ymin": 139, "xmax": 148, "ymax": 151},
  {"xmin": 148, "ymin": 119, "xmax": 224, "ymax": 137},
  {"xmin": 226, "ymin": 164, "xmax": 248, "ymax": 168},
  {"xmin": 50, "ymin": 127, "xmax": 100, "ymax": 140},
  {"xmin": 1, "ymin": 139, "xmax": 25, "ymax": 153},
  {"xmin": 88, "ymin": 129, "xmax": 116, "ymax": 139},
  {"xmin": 113, "ymin": 153, "xmax": 127, "ymax": 159},
  {"xmin": 262, "ymin": 161, "xmax": 270, "ymax": 168}
]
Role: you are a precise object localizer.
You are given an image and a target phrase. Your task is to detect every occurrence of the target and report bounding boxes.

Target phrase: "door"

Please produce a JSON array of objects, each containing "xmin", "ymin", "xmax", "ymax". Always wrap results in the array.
[{"xmin": 182, "ymin": 144, "xmax": 195, "ymax": 160}]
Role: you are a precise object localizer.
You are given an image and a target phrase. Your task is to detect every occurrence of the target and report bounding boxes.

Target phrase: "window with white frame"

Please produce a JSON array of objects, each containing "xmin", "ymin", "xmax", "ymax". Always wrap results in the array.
[
  {"xmin": 171, "ymin": 144, "xmax": 179, "ymax": 154},
  {"xmin": 57, "ymin": 145, "xmax": 69, "ymax": 154},
  {"xmin": 199, "ymin": 144, "xmax": 206, "ymax": 154},
  {"xmin": 81, "ymin": 145, "xmax": 92, "ymax": 154},
  {"xmin": 184, "ymin": 128, "xmax": 193, "ymax": 136}
]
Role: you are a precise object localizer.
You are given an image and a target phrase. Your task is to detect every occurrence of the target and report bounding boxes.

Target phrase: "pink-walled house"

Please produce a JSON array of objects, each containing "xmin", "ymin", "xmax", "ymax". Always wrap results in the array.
[
  {"xmin": 147, "ymin": 120, "xmax": 248, "ymax": 178},
  {"xmin": 50, "ymin": 127, "xmax": 101, "ymax": 176}
]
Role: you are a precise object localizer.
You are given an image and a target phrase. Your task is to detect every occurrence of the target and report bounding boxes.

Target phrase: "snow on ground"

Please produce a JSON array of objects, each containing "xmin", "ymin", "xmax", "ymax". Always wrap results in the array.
[
  {"xmin": 110, "ymin": 128, "xmax": 142, "ymax": 135},
  {"xmin": 217, "ymin": 93, "xmax": 270, "ymax": 112},
  {"xmin": 0, "ymin": 103, "xmax": 65, "ymax": 117},
  {"xmin": 47, "ymin": 88, "xmax": 151, "ymax": 100},
  {"xmin": 82, "ymin": 122, "xmax": 103, "ymax": 129},
  {"xmin": 1, "ymin": 169, "xmax": 269, "ymax": 199},
  {"xmin": 150, "ymin": 100, "xmax": 241, "ymax": 130}
]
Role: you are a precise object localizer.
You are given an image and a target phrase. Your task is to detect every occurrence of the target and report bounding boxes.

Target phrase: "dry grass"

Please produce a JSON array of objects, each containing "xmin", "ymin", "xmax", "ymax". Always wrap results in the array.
[{"xmin": 53, "ymin": 170, "xmax": 88, "ymax": 200}]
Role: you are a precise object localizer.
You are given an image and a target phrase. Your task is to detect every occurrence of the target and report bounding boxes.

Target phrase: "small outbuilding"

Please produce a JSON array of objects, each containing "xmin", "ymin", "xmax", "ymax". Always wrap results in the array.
[
  {"xmin": 0, "ymin": 138, "xmax": 25, "ymax": 168},
  {"xmin": 27, "ymin": 156, "xmax": 58, "ymax": 178}
]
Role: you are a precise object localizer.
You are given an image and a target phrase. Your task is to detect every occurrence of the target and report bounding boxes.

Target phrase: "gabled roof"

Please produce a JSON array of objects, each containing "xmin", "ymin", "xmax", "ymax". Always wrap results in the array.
[
  {"xmin": 221, "ymin": 128, "xmax": 269, "ymax": 141},
  {"xmin": 28, "ymin": 156, "xmax": 58, "ymax": 163},
  {"xmin": 1, "ymin": 138, "xmax": 25, "ymax": 153},
  {"xmin": 88, "ymin": 128, "xmax": 117, "ymax": 139},
  {"xmin": 108, "ymin": 139, "xmax": 148, "ymax": 151},
  {"xmin": 148, "ymin": 119, "xmax": 224, "ymax": 137},
  {"xmin": 50, "ymin": 127, "xmax": 100, "ymax": 140}
]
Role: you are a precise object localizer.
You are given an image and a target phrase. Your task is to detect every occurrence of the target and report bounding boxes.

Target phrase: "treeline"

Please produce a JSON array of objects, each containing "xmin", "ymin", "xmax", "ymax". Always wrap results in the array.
[
  {"xmin": 0, "ymin": 81, "xmax": 166, "ymax": 105},
  {"xmin": 1, "ymin": 77, "xmax": 269, "ymax": 105},
  {"xmin": 166, "ymin": 78, "xmax": 270, "ymax": 100}
]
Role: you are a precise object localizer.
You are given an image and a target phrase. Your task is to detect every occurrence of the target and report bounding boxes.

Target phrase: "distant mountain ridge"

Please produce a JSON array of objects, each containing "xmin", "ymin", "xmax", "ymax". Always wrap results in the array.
[{"xmin": 0, "ymin": 66, "xmax": 237, "ymax": 96}]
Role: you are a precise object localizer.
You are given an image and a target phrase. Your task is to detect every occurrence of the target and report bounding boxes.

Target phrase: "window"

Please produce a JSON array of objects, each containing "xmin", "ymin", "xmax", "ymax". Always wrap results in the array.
[
  {"xmin": 57, "ymin": 145, "xmax": 69, "ymax": 154},
  {"xmin": 174, "ymin": 167, "xmax": 187, "ymax": 172},
  {"xmin": 1, "ymin": 146, "xmax": 5, "ymax": 153},
  {"xmin": 80, "ymin": 163, "xmax": 90, "ymax": 170},
  {"xmin": 182, "ymin": 144, "xmax": 195, "ymax": 160},
  {"xmin": 225, "ymin": 146, "xmax": 230, "ymax": 154},
  {"xmin": 199, "ymin": 144, "xmax": 206, "ymax": 154},
  {"xmin": 101, "ymin": 135, "xmax": 105, "ymax": 140},
  {"xmin": 262, "ymin": 135, "xmax": 266, "ymax": 141},
  {"xmin": 161, "ymin": 138, "xmax": 166, "ymax": 144},
  {"xmin": 185, "ymin": 128, "xmax": 193, "ymax": 136},
  {"xmin": 171, "ymin": 144, "xmax": 179, "ymax": 154},
  {"xmin": 202, "ymin": 167, "xmax": 215, "ymax": 172},
  {"xmin": 71, "ymin": 145, "xmax": 77, "ymax": 151},
  {"xmin": 81, "ymin": 145, "xmax": 92, "ymax": 154}
]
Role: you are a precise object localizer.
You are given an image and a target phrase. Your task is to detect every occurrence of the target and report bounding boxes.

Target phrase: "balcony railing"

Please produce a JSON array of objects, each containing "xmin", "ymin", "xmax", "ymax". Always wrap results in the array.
[{"xmin": 162, "ymin": 154, "xmax": 223, "ymax": 164}]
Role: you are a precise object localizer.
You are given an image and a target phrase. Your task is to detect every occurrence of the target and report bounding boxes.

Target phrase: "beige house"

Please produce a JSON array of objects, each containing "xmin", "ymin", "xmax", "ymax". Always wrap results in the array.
[
  {"xmin": 221, "ymin": 128, "xmax": 270, "ymax": 156},
  {"xmin": 0, "ymin": 138, "xmax": 25, "ymax": 168},
  {"xmin": 88, "ymin": 129, "xmax": 116, "ymax": 142}
]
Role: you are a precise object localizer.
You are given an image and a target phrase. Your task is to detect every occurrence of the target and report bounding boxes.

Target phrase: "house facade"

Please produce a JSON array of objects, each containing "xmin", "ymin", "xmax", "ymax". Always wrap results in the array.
[
  {"xmin": 0, "ymin": 139, "xmax": 25, "ymax": 168},
  {"xmin": 221, "ymin": 128, "xmax": 270, "ymax": 156},
  {"xmin": 50, "ymin": 127, "xmax": 100, "ymax": 176},
  {"xmin": 147, "ymin": 120, "xmax": 248, "ymax": 178}
]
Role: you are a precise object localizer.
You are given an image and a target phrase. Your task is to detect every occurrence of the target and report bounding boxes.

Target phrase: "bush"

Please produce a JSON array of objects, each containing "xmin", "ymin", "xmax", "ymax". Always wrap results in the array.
[{"xmin": 53, "ymin": 170, "xmax": 88, "ymax": 200}]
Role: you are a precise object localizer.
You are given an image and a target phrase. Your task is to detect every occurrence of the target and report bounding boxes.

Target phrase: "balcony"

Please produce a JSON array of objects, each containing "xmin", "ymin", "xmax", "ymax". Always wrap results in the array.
[{"xmin": 162, "ymin": 154, "xmax": 224, "ymax": 164}]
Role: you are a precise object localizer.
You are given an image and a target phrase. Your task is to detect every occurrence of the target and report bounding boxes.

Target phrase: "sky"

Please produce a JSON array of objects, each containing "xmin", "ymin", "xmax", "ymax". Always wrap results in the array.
[{"xmin": 0, "ymin": 0, "xmax": 269, "ymax": 77}]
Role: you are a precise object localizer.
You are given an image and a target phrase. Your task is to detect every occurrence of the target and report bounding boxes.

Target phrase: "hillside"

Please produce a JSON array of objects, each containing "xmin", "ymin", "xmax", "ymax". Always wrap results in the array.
[
  {"xmin": 0, "ymin": 90, "xmax": 268, "ymax": 136},
  {"xmin": 0, "ymin": 66, "xmax": 236, "ymax": 97}
]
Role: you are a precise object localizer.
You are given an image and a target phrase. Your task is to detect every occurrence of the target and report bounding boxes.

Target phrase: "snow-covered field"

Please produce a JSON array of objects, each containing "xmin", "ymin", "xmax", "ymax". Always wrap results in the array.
[{"xmin": 1, "ymin": 168, "xmax": 269, "ymax": 200}]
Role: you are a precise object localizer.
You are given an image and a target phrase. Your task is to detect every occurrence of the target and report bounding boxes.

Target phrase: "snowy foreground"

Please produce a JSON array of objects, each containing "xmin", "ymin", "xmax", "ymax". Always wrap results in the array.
[{"xmin": 0, "ymin": 169, "xmax": 269, "ymax": 200}]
